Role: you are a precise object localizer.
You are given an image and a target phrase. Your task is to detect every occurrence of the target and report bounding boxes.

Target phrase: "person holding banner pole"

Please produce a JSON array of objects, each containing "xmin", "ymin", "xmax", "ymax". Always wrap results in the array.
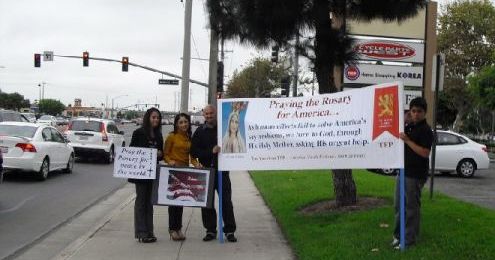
[
  {"xmin": 128, "ymin": 108, "xmax": 164, "ymax": 243},
  {"xmin": 393, "ymin": 98, "xmax": 433, "ymax": 248},
  {"xmin": 191, "ymin": 105, "xmax": 237, "ymax": 243},
  {"xmin": 163, "ymin": 113, "xmax": 198, "ymax": 241}
]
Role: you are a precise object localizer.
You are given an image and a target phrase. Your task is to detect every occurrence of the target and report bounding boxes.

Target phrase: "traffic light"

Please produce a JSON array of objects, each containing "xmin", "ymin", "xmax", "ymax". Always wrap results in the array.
[
  {"xmin": 122, "ymin": 57, "xmax": 129, "ymax": 72},
  {"xmin": 281, "ymin": 76, "xmax": 290, "ymax": 97},
  {"xmin": 34, "ymin": 53, "xmax": 41, "ymax": 67},
  {"xmin": 271, "ymin": 46, "xmax": 279, "ymax": 63},
  {"xmin": 83, "ymin": 51, "xmax": 89, "ymax": 67},
  {"xmin": 217, "ymin": 61, "xmax": 224, "ymax": 92}
]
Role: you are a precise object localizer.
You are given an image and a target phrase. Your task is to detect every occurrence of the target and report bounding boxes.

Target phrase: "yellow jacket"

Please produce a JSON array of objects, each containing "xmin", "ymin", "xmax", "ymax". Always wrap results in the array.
[{"xmin": 163, "ymin": 132, "xmax": 198, "ymax": 167}]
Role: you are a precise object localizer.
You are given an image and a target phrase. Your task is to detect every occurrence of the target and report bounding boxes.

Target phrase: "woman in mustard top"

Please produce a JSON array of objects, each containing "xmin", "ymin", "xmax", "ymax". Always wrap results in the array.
[{"xmin": 163, "ymin": 113, "xmax": 193, "ymax": 241}]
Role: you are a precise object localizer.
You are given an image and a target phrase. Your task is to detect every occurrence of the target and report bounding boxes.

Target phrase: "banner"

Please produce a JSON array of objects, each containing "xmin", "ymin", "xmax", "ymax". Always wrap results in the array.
[
  {"xmin": 113, "ymin": 147, "xmax": 157, "ymax": 179},
  {"xmin": 152, "ymin": 166, "xmax": 214, "ymax": 208},
  {"xmin": 218, "ymin": 82, "xmax": 404, "ymax": 171}
]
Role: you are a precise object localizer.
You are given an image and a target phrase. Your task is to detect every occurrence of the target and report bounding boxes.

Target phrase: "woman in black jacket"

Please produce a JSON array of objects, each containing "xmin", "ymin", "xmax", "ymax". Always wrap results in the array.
[{"xmin": 128, "ymin": 107, "xmax": 163, "ymax": 243}]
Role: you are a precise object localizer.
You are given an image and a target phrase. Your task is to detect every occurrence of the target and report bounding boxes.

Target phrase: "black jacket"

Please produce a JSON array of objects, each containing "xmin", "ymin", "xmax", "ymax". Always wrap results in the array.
[
  {"xmin": 191, "ymin": 124, "xmax": 218, "ymax": 169},
  {"xmin": 405, "ymin": 119, "xmax": 433, "ymax": 180},
  {"xmin": 128, "ymin": 127, "xmax": 163, "ymax": 184}
]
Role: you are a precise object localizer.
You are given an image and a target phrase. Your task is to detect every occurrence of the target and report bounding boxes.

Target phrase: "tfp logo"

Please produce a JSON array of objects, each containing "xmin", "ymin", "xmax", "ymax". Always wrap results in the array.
[
  {"xmin": 355, "ymin": 41, "xmax": 416, "ymax": 61},
  {"xmin": 345, "ymin": 66, "xmax": 360, "ymax": 81}
]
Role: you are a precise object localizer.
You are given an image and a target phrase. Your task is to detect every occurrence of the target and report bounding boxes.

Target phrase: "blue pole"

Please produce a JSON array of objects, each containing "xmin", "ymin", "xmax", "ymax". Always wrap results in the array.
[
  {"xmin": 399, "ymin": 168, "xmax": 406, "ymax": 251},
  {"xmin": 218, "ymin": 171, "xmax": 224, "ymax": 243}
]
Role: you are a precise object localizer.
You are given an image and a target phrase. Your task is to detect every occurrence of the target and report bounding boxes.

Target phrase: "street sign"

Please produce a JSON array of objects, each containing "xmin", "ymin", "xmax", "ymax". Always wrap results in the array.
[
  {"xmin": 43, "ymin": 51, "xmax": 54, "ymax": 61},
  {"xmin": 159, "ymin": 79, "xmax": 179, "ymax": 85}
]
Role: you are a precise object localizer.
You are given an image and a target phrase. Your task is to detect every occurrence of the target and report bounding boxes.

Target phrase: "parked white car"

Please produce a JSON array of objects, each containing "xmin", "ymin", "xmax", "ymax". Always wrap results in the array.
[
  {"xmin": 0, "ymin": 122, "xmax": 75, "ymax": 180},
  {"xmin": 65, "ymin": 118, "xmax": 125, "ymax": 163},
  {"xmin": 376, "ymin": 130, "xmax": 490, "ymax": 178},
  {"xmin": 37, "ymin": 115, "xmax": 58, "ymax": 127}
]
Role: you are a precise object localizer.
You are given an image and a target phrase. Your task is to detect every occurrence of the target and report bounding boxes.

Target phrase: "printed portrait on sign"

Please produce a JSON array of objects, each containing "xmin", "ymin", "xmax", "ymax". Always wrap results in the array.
[
  {"xmin": 221, "ymin": 101, "xmax": 248, "ymax": 154},
  {"xmin": 153, "ymin": 166, "xmax": 214, "ymax": 208}
]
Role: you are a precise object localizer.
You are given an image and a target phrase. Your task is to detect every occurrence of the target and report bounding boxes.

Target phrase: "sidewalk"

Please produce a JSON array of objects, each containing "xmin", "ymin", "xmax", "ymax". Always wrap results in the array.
[{"xmin": 53, "ymin": 171, "xmax": 294, "ymax": 260}]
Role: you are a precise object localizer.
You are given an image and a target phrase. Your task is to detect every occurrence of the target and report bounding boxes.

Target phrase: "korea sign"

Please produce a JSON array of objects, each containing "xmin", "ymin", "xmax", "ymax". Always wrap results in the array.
[
  {"xmin": 352, "ymin": 39, "xmax": 425, "ymax": 63},
  {"xmin": 344, "ymin": 64, "xmax": 423, "ymax": 87}
]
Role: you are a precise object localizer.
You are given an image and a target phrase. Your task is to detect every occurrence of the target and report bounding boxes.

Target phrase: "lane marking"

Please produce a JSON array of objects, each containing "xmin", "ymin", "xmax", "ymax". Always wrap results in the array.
[{"xmin": 0, "ymin": 196, "xmax": 35, "ymax": 214}]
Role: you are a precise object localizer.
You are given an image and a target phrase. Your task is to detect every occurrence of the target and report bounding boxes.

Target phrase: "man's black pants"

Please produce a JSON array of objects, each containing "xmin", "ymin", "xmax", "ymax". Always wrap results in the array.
[{"xmin": 201, "ymin": 171, "xmax": 236, "ymax": 234}]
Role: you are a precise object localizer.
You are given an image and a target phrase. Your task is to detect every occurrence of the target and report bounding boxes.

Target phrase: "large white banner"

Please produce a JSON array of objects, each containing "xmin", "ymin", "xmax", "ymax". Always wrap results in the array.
[{"xmin": 218, "ymin": 82, "xmax": 404, "ymax": 171}]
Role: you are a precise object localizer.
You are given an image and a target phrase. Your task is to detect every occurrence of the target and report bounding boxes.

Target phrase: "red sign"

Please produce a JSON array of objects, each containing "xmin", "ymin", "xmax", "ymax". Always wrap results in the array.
[
  {"xmin": 344, "ymin": 66, "xmax": 360, "ymax": 81},
  {"xmin": 355, "ymin": 41, "xmax": 416, "ymax": 60},
  {"xmin": 372, "ymin": 86, "xmax": 400, "ymax": 140}
]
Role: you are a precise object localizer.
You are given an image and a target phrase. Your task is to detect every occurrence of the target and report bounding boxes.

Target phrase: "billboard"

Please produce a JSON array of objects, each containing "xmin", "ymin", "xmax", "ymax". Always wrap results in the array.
[
  {"xmin": 344, "ymin": 64, "xmax": 423, "ymax": 87},
  {"xmin": 352, "ymin": 38, "xmax": 424, "ymax": 63},
  {"xmin": 347, "ymin": 8, "xmax": 427, "ymax": 40}
]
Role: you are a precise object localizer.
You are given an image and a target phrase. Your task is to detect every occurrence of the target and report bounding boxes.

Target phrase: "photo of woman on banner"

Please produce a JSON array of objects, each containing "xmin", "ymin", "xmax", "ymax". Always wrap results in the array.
[{"xmin": 222, "ymin": 101, "xmax": 248, "ymax": 154}]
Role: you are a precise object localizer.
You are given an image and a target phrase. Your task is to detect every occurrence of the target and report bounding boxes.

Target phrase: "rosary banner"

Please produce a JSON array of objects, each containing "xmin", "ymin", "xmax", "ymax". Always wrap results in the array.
[{"xmin": 218, "ymin": 82, "xmax": 404, "ymax": 171}]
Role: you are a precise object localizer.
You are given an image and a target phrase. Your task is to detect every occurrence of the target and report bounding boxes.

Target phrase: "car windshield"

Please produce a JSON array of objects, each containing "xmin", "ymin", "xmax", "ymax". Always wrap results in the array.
[
  {"xmin": 0, "ymin": 125, "xmax": 38, "ymax": 138},
  {"xmin": 0, "ymin": 112, "xmax": 22, "ymax": 122},
  {"xmin": 71, "ymin": 120, "xmax": 102, "ymax": 132},
  {"xmin": 22, "ymin": 113, "xmax": 35, "ymax": 119},
  {"xmin": 39, "ymin": 115, "xmax": 52, "ymax": 120}
]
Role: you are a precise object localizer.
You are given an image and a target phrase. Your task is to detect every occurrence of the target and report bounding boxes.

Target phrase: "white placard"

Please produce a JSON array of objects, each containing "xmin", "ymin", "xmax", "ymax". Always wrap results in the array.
[
  {"xmin": 154, "ymin": 166, "xmax": 214, "ymax": 208},
  {"xmin": 352, "ymin": 38, "xmax": 425, "ymax": 63},
  {"xmin": 113, "ymin": 147, "xmax": 157, "ymax": 179},
  {"xmin": 344, "ymin": 64, "xmax": 423, "ymax": 87},
  {"xmin": 344, "ymin": 87, "xmax": 422, "ymax": 110},
  {"xmin": 218, "ymin": 82, "xmax": 404, "ymax": 171}
]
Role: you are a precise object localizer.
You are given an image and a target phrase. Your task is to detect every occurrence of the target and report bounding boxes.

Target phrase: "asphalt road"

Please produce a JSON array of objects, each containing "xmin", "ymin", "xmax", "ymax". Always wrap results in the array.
[
  {"xmin": 429, "ymin": 161, "xmax": 495, "ymax": 209},
  {"xmin": 0, "ymin": 124, "xmax": 174, "ymax": 260}
]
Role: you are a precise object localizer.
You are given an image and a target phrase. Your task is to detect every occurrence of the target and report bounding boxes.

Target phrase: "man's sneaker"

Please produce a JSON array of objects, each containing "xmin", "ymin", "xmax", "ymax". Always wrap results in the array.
[
  {"xmin": 203, "ymin": 232, "xmax": 217, "ymax": 242},
  {"xmin": 226, "ymin": 233, "xmax": 237, "ymax": 242},
  {"xmin": 391, "ymin": 237, "xmax": 399, "ymax": 247}
]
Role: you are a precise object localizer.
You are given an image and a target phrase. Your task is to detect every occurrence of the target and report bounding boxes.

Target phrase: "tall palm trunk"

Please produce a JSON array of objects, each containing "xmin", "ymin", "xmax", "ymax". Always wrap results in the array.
[{"xmin": 314, "ymin": 0, "xmax": 357, "ymax": 207}]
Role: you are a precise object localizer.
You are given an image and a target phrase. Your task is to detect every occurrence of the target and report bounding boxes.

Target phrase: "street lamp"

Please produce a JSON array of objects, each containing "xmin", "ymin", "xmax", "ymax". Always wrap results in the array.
[{"xmin": 111, "ymin": 95, "xmax": 128, "ymax": 119}]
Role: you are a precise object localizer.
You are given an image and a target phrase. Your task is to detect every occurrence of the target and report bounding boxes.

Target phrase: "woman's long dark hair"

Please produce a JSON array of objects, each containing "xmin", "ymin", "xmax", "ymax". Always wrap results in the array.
[
  {"xmin": 142, "ymin": 107, "xmax": 162, "ymax": 139},
  {"xmin": 173, "ymin": 113, "xmax": 192, "ymax": 138}
]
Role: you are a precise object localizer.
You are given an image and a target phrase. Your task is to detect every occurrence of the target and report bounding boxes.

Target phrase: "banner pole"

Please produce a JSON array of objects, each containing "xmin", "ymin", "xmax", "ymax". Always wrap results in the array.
[
  {"xmin": 399, "ymin": 168, "xmax": 406, "ymax": 251},
  {"xmin": 218, "ymin": 171, "xmax": 224, "ymax": 243}
]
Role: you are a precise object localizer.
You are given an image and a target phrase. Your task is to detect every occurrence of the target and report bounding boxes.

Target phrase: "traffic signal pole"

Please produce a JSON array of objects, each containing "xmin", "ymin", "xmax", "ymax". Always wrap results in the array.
[{"xmin": 51, "ymin": 54, "xmax": 207, "ymax": 87}]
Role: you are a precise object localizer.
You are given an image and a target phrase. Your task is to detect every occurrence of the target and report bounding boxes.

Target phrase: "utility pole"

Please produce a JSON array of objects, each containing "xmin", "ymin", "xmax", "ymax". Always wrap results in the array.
[
  {"xmin": 180, "ymin": 0, "xmax": 193, "ymax": 113},
  {"xmin": 208, "ymin": 30, "xmax": 219, "ymax": 105},
  {"xmin": 292, "ymin": 34, "xmax": 299, "ymax": 97}
]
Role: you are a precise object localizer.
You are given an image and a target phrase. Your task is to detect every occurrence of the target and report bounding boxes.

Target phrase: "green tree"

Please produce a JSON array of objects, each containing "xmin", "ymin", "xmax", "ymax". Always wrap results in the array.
[
  {"xmin": 468, "ymin": 65, "xmax": 495, "ymax": 138},
  {"xmin": 39, "ymin": 99, "xmax": 66, "ymax": 116},
  {"xmin": 226, "ymin": 57, "xmax": 290, "ymax": 98},
  {"xmin": 438, "ymin": 0, "xmax": 495, "ymax": 131},
  {"xmin": 206, "ymin": 0, "xmax": 426, "ymax": 206},
  {"xmin": 0, "ymin": 90, "xmax": 30, "ymax": 110}
]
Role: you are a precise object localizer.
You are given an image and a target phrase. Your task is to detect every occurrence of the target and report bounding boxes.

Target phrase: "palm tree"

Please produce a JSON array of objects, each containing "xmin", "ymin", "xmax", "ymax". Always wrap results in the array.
[{"xmin": 207, "ymin": 0, "xmax": 427, "ymax": 207}]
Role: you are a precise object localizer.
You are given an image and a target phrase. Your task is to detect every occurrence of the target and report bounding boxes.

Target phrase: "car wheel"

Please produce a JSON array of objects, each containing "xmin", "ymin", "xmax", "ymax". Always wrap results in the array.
[
  {"xmin": 38, "ymin": 158, "xmax": 50, "ymax": 181},
  {"xmin": 456, "ymin": 159, "xmax": 476, "ymax": 178},
  {"xmin": 63, "ymin": 153, "xmax": 75, "ymax": 173},
  {"xmin": 106, "ymin": 147, "xmax": 114, "ymax": 164}
]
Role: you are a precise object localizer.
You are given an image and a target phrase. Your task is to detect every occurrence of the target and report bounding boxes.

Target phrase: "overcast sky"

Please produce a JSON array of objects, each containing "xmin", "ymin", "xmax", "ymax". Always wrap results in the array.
[
  {"xmin": 0, "ymin": 0, "xmax": 457, "ymax": 112},
  {"xmin": 0, "ymin": 0, "xmax": 266, "ymax": 112}
]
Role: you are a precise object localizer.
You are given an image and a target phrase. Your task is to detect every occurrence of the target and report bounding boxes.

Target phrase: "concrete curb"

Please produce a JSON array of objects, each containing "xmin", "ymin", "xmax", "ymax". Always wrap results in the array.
[{"xmin": 52, "ymin": 186, "xmax": 136, "ymax": 260}]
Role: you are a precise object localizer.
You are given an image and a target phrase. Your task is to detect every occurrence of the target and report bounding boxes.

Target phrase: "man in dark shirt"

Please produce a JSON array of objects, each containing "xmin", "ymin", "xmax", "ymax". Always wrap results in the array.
[
  {"xmin": 191, "ymin": 105, "xmax": 237, "ymax": 243},
  {"xmin": 393, "ymin": 97, "xmax": 433, "ymax": 248}
]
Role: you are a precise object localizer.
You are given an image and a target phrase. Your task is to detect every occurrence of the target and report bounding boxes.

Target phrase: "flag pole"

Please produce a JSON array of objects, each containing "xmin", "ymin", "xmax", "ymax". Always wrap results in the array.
[
  {"xmin": 218, "ymin": 171, "xmax": 224, "ymax": 243},
  {"xmin": 399, "ymin": 168, "xmax": 406, "ymax": 251}
]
